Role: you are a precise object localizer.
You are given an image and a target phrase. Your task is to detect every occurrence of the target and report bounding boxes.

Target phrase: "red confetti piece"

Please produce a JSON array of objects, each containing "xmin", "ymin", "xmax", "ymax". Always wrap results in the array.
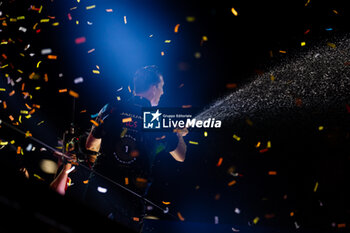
[{"xmin": 75, "ymin": 37, "xmax": 86, "ymax": 44}]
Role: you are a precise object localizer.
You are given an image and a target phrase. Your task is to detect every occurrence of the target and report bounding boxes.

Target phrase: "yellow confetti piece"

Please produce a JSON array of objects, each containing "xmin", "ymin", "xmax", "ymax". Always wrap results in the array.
[
  {"xmin": 0, "ymin": 141, "xmax": 8, "ymax": 146},
  {"xmin": 204, "ymin": 131, "xmax": 208, "ymax": 137},
  {"xmin": 189, "ymin": 141, "xmax": 198, "ymax": 145},
  {"xmin": 186, "ymin": 16, "xmax": 195, "ymax": 22},
  {"xmin": 10, "ymin": 140, "xmax": 15, "ymax": 144},
  {"xmin": 253, "ymin": 217, "xmax": 260, "ymax": 224},
  {"xmin": 301, "ymin": 41, "xmax": 306, "ymax": 46},
  {"xmin": 174, "ymin": 24, "xmax": 180, "ymax": 33},
  {"xmin": 267, "ymin": 141, "xmax": 272, "ymax": 148},
  {"xmin": 69, "ymin": 90, "xmax": 79, "ymax": 98},
  {"xmin": 92, "ymin": 70, "xmax": 100, "ymax": 74},
  {"xmin": 40, "ymin": 19, "xmax": 50, "ymax": 23},
  {"xmin": 318, "ymin": 126, "xmax": 324, "ymax": 131},
  {"xmin": 34, "ymin": 174, "xmax": 44, "ymax": 181},
  {"xmin": 37, "ymin": 120, "xmax": 44, "ymax": 125},
  {"xmin": 231, "ymin": 7, "xmax": 238, "ymax": 16},
  {"xmin": 39, "ymin": 5, "xmax": 43, "ymax": 14},
  {"xmin": 233, "ymin": 134, "xmax": 241, "ymax": 141},
  {"xmin": 332, "ymin": 9, "xmax": 339, "ymax": 14},
  {"xmin": 33, "ymin": 23, "xmax": 38, "ymax": 30},
  {"xmin": 20, "ymin": 110, "xmax": 28, "ymax": 114},
  {"xmin": 228, "ymin": 180, "xmax": 237, "ymax": 186},
  {"xmin": 270, "ymin": 75, "xmax": 276, "ymax": 81},
  {"xmin": 164, "ymin": 40, "xmax": 171, "ymax": 43},
  {"xmin": 120, "ymin": 128, "xmax": 128, "ymax": 138},
  {"xmin": 35, "ymin": 86, "xmax": 41, "ymax": 90},
  {"xmin": 52, "ymin": 22, "xmax": 59, "ymax": 26},
  {"xmin": 327, "ymin": 42, "xmax": 336, "ymax": 48},
  {"xmin": 86, "ymin": 5, "xmax": 96, "ymax": 10},
  {"xmin": 19, "ymin": 115, "xmax": 22, "ymax": 123},
  {"xmin": 122, "ymin": 117, "xmax": 132, "ymax": 123},
  {"xmin": 0, "ymin": 88, "xmax": 6, "ymax": 91},
  {"xmin": 177, "ymin": 212, "xmax": 185, "ymax": 221},
  {"xmin": 116, "ymin": 96, "xmax": 121, "ymax": 101},
  {"xmin": 25, "ymin": 114, "xmax": 32, "ymax": 119},
  {"xmin": 305, "ymin": 0, "xmax": 311, "ymax": 7},
  {"xmin": 202, "ymin": 35, "xmax": 208, "ymax": 41},
  {"xmin": 17, "ymin": 16, "xmax": 25, "ymax": 20},
  {"xmin": 314, "ymin": 182, "xmax": 319, "ymax": 192}
]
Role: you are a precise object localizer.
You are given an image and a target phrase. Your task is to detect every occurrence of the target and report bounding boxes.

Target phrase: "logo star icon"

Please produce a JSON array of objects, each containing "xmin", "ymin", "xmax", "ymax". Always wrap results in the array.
[{"xmin": 150, "ymin": 109, "xmax": 162, "ymax": 122}]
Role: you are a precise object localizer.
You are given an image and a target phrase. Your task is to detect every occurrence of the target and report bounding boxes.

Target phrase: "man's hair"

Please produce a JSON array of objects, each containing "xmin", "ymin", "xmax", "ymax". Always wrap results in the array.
[{"xmin": 133, "ymin": 65, "xmax": 162, "ymax": 94}]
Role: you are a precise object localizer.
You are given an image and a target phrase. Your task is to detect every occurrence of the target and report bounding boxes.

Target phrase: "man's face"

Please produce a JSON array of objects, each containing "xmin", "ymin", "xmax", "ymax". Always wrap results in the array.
[{"xmin": 151, "ymin": 75, "xmax": 164, "ymax": 106}]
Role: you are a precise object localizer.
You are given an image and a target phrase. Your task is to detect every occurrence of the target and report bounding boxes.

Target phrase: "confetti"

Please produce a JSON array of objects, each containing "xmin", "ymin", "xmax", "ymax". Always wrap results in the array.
[
  {"xmin": 231, "ymin": 7, "xmax": 238, "ymax": 16},
  {"xmin": 47, "ymin": 55, "xmax": 57, "ymax": 60},
  {"xmin": 301, "ymin": 41, "xmax": 306, "ymax": 46},
  {"xmin": 186, "ymin": 16, "xmax": 195, "ymax": 22},
  {"xmin": 189, "ymin": 141, "xmax": 199, "ymax": 145},
  {"xmin": 75, "ymin": 37, "xmax": 86, "ymax": 44},
  {"xmin": 86, "ymin": 5, "xmax": 96, "ymax": 10},
  {"xmin": 327, "ymin": 42, "xmax": 336, "ymax": 48},
  {"xmin": 226, "ymin": 83, "xmax": 237, "ymax": 89},
  {"xmin": 97, "ymin": 186, "xmax": 107, "ymax": 193},
  {"xmin": 162, "ymin": 201, "xmax": 171, "ymax": 205},
  {"xmin": 83, "ymin": 180, "xmax": 89, "ymax": 184},
  {"xmin": 124, "ymin": 16, "xmax": 127, "ymax": 24},
  {"xmin": 174, "ymin": 24, "xmax": 180, "ymax": 33},
  {"xmin": 90, "ymin": 119, "xmax": 99, "ymax": 127},
  {"xmin": 69, "ymin": 90, "xmax": 79, "ymax": 98},
  {"xmin": 228, "ymin": 180, "xmax": 237, "ymax": 186},
  {"xmin": 305, "ymin": 0, "xmax": 311, "ymax": 6},
  {"xmin": 253, "ymin": 217, "xmax": 260, "ymax": 224},
  {"xmin": 177, "ymin": 212, "xmax": 185, "ymax": 221},
  {"xmin": 313, "ymin": 182, "xmax": 319, "ymax": 192},
  {"xmin": 106, "ymin": 9, "xmax": 113, "ymax": 13},
  {"xmin": 232, "ymin": 134, "xmax": 241, "ymax": 141},
  {"xmin": 122, "ymin": 117, "xmax": 132, "ymax": 123},
  {"xmin": 74, "ymin": 77, "xmax": 84, "ymax": 84},
  {"xmin": 268, "ymin": 171, "xmax": 277, "ymax": 175},
  {"xmin": 59, "ymin": 88, "xmax": 68, "ymax": 93},
  {"xmin": 216, "ymin": 157, "xmax": 223, "ymax": 167},
  {"xmin": 125, "ymin": 177, "xmax": 129, "ymax": 185}
]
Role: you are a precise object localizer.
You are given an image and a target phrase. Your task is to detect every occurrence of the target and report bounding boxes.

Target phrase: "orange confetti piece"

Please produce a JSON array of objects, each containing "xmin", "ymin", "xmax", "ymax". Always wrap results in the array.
[
  {"xmin": 268, "ymin": 171, "xmax": 277, "ymax": 175},
  {"xmin": 162, "ymin": 201, "xmax": 171, "ymax": 205},
  {"xmin": 9, "ymin": 90, "xmax": 15, "ymax": 96},
  {"xmin": 69, "ymin": 90, "xmax": 79, "ymax": 98},
  {"xmin": 17, "ymin": 146, "xmax": 21, "ymax": 154},
  {"xmin": 90, "ymin": 119, "xmax": 99, "ymax": 127},
  {"xmin": 337, "ymin": 223, "xmax": 346, "ymax": 228},
  {"xmin": 290, "ymin": 212, "xmax": 295, "ymax": 217},
  {"xmin": 83, "ymin": 180, "xmax": 89, "ymax": 184},
  {"xmin": 136, "ymin": 177, "xmax": 148, "ymax": 183},
  {"xmin": 177, "ymin": 212, "xmax": 185, "ymax": 221},
  {"xmin": 59, "ymin": 89, "xmax": 68, "ymax": 93},
  {"xmin": 174, "ymin": 24, "xmax": 180, "ymax": 33},
  {"xmin": 125, "ymin": 177, "xmax": 129, "ymax": 185},
  {"xmin": 25, "ymin": 103, "xmax": 32, "ymax": 110},
  {"xmin": 9, "ymin": 115, "xmax": 14, "ymax": 121},
  {"xmin": 228, "ymin": 180, "xmax": 237, "ymax": 186},
  {"xmin": 47, "ymin": 55, "xmax": 57, "ymax": 60},
  {"xmin": 216, "ymin": 157, "xmax": 223, "ymax": 167},
  {"xmin": 279, "ymin": 50, "xmax": 287, "ymax": 54},
  {"xmin": 226, "ymin": 83, "xmax": 237, "ymax": 89},
  {"xmin": 3, "ymin": 101, "xmax": 7, "ymax": 109},
  {"xmin": 182, "ymin": 105, "xmax": 192, "ymax": 108},
  {"xmin": 122, "ymin": 117, "xmax": 132, "ymax": 123},
  {"xmin": 21, "ymin": 83, "xmax": 25, "ymax": 91}
]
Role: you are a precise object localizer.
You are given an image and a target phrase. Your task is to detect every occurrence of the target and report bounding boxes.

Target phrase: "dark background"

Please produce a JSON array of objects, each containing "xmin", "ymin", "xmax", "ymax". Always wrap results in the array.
[{"xmin": 0, "ymin": 0, "xmax": 349, "ymax": 232}]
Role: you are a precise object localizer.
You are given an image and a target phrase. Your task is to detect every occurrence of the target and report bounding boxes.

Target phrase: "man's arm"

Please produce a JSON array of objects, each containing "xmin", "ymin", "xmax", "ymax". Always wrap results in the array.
[
  {"xmin": 169, "ymin": 128, "xmax": 188, "ymax": 162},
  {"xmin": 85, "ymin": 131, "xmax": 102, "ymax": 152}
]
